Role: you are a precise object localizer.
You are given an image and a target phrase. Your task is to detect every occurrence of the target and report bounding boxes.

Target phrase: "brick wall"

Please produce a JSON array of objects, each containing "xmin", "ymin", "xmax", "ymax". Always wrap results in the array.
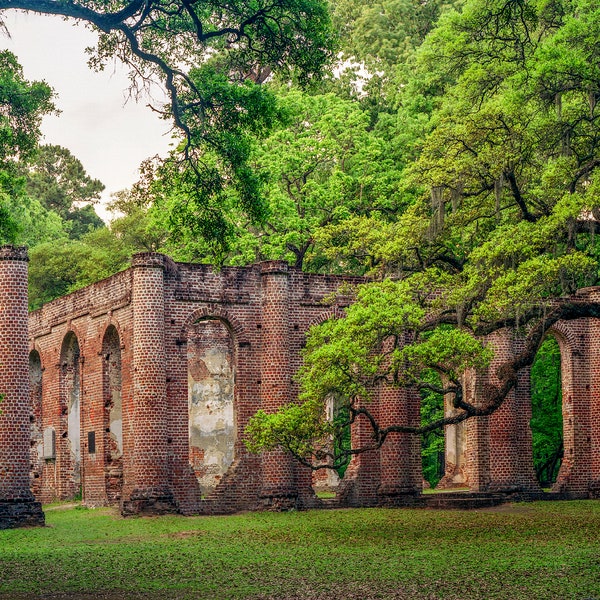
[
  {"xmin": 20, "ymin": 254, "xmax": 376, "ymax": 515},
  {"xmin": 462, "ymin": 321, "xmax": 599, "ymax": 497},
  {"xmin": 1, "ymin": 249, "xmax": 599, "ymax": 523}
]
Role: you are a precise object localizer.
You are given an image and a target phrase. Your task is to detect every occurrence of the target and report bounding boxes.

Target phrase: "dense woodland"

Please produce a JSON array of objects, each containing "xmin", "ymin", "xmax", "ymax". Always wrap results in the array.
[{"xmin": 0, "ymin": 0, "xmax": 589, "ymax": 484}]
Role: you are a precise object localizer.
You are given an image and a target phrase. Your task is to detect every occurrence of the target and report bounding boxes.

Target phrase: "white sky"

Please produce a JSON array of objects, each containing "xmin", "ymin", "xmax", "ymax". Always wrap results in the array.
[{"xmin": 0, "ymin": 10, "xmax": 175, "ymax": 220}]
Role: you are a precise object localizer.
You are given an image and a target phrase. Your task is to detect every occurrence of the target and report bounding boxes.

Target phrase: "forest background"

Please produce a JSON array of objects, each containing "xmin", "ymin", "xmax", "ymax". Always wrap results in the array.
[{"xmin": 0, "ymin": 0, "xmax": 590, "ymax": 487}]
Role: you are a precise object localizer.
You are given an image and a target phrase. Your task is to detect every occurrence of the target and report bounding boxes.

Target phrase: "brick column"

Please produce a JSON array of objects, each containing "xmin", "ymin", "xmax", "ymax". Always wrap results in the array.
[
  {"xmin": 378, "ymin": 385, "xmax": 422, "ymax": 504},
  {"xmin": 0, "ymin": 246, "xmax": 44, "ymax": 528},
  {"xmin": 259, "ymin": 261, "xmax": 297, "ymax": 509},
  {"xmin": 465, "ymin": 329, "xmax": 540, "ymax": 493},
  {"xmin": 553, "ymin": 317, "xmax": 594, "ymax": 497},
  {"xmin": 585, "ymin": 290, "xmax": 600, "ymax": 498},
  {"xmin": 486, "ymin": 330, "xmax": 540, "ymax": 493},
  {"xmin": 337, "ymin": 400, "xmax": 381, "ymax": 507},
  {"xmin": 464, "ymin": 368, "xmax": 491, "ymax": 491},
  {"xmin": 121, "ymin": 253, "xmax": 176, "ymax": 515}
]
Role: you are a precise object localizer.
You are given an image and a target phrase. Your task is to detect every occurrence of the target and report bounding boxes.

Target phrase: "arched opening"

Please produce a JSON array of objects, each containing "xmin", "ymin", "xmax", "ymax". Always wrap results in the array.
[
  {"xmin": 102, "ymin": 325, "xmax": 123, "ymax": 503},
  {"xmin": 420, "ymin": 369, "xmax": 446, "ymax": 490},
  {"xmin": 29, "ymin": 350, "xmax": 43, "ymax": 498},
  {"xmin": 187, "ymin": 317, "xmax": 236, "ymax": 496},
  {"xmin": 59, "ymin": 332, "xmax": 82, "ymax": 499},
  {"xmin": 530, "ymin": 334, "xmax": 564, "ymax": 488},
  {"xmin": 311, "ymin": 396, "xmax": 350, "ymax": 498}
]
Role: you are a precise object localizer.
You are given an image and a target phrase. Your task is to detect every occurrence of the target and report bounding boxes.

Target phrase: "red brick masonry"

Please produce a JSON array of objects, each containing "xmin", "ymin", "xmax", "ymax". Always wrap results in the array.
[{"xmin": 1, "ymin": 249, "xmax": 598, "ymax": 525}]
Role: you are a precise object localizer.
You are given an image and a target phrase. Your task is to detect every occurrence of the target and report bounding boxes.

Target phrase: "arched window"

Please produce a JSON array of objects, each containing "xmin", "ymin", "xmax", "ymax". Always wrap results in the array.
[
  {"xmin": 102, "ymin": 325, "xmax": 123, "ymax": 503},
  {"xmin": 187, "ymin": 317, "xmax": 236, "ymax": 496}
]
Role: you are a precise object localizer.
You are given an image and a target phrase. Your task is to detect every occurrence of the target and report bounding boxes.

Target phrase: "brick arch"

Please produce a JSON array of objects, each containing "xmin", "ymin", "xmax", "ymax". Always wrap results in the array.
[
  {"xmin": 100, "ymin": 319, "xmax": 125, "ymax": 351},
  {"xmin": 307, "ymin": 306, "xmax": 345, "ymax": 330},
  {"xmin": 58, "ymin": 329, "xmax": 83, "ymax": 500},
  {"xmin": 60, "ymin": 330, "xmax": 81, "ymax": 362},
  {"xmin": 185, "ymin": 308, "xmax": 239, "ymax": 496},
  {"xmin": 544, "ymin": 322, "xmax": 577, "ymax": 357},
  {"xmin": 29, "ymin": 348, "xmax": 44, "ymax": 499},
  {"xmin": 101, "ymin": 323, "xmax": 123, "ymax": 504},
  {"xmin": 28, "ymin": 343, "xmax": 44, "ymax": 368},
  {"xmin": 29, "ymin": 347, "xmax": 43, "ymax": 371},
  {"xmin": 536, "ymin": 322, "xmax": 576, "ymax": 492},
  {"xmin": 59, "ymin": 327, "xmax": 85, "ymax": 362},
  {"xmin": 180, "ymin": 306, "xmax": 248, "ymax": 345}
]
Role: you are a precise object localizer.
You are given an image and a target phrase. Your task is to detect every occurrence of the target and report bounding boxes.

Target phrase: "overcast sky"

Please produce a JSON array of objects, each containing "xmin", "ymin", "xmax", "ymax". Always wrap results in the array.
[{"xmin": 0, "ymin": 10, "xmax": 175, "ymax": 220}]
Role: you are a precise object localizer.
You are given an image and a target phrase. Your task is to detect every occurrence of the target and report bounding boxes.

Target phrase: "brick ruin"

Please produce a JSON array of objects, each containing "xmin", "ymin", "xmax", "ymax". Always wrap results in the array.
[{"xmin": 1, "ymin": 246, "xmax": 600, "ymax": 527}]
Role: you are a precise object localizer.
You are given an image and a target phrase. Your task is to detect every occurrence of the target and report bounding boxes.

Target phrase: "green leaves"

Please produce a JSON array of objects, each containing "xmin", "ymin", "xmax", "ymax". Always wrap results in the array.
[
  {"xmin": 245, "ymin": 399, "xmax": 332, "ymax": 459},
  {"xmin": 247, "ymin": 0, "xmax": 600, "ymax": 465},
  {"xmin": 0, "ymin": 50, "xmax": 54, "ymax": 165},
  {"xmin": 530, "ymin": 335, "xmax": 563, "ymax": 484}
]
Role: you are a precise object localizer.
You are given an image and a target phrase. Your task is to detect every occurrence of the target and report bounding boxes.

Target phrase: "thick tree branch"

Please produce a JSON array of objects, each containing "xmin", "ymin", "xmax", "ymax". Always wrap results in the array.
[
  {"xmin": 294, "ymin": 298, "xmax": 600, "ymax": 471},
  {"xmin": 504, "ymin": 169, "xmax": 535, "ymax": 222}
]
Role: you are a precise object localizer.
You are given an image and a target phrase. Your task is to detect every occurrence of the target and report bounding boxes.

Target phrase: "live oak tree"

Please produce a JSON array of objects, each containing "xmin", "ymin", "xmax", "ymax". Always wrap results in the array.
[
  {"xmin": 246, "ymin": 0, "xmax": 600, "ymax": 471},
  {"xmin": 153, "ymin": 89, "xmax": 405, "ymax": 269},
  {"xmin": 0, "ymin": 0, "xmax": 335, "ymax": 248},
  {"xmin": 236, "ymin": 89, "xmax": 403, "ymax": 271}
]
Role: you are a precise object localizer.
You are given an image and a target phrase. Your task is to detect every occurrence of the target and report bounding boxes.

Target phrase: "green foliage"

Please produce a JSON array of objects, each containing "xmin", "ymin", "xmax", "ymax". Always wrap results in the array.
[
  {"xmin": 107, "ymin": 187, "xmax": 169, "ymax": 253},
  {"xmin": 0, "ymin": 50, "xmax": 54, "ymax": 245},
  {"xmin": 0, "ymin": 50, "xmax": 53, "ymax": 166},
  {"xmin": 28, "ymin": 228, "xmax": 130, "ymax": 310},
  {"xmin": 0, "ymin": 193, "xmax": 21, "ymax": 244},
  {"xmin": 420, "ymin": 369, "xmax": 445, "ymax": 488},
  {"xmin": 530, "ymin": 335, "xmax": 563, "ymax": 485},
  {"xmin": 0, "ymin": 0, "xmax": 337, "ymax": 249},
  {"xmin": 332, "ymin": 402, "xmax": 351, "ymax": 477},
  {"xmin": 245, "ymin": 399, "xmax": 331, "ymax": 461},
  {"xmin": 145, "ymin": 72, "xmax": 279, "ymax": 257},
  {"xmin": 24, "ymin": 144, "xmax": 105, "ymax": 239},
  {"xmin": 88, "ymin": 0, "xmax": 335, "ymax": 246},
  {"xmin": 326, "ymin": 0, "xmax": 461, "ymax": 119},
  {"xmin": 249, "ymin": 0, "xmax": 600, "ymax": 466},
  {"xmin": 1, "ymin": 503, "xmax": 600, "ymax": 599}
]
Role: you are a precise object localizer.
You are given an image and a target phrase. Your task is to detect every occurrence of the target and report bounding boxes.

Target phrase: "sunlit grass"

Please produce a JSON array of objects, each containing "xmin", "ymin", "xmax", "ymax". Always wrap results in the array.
[
  {"xmin": 315, "ymin": 490, "xmax": 337, "ymax": 499},
  {"xmin": 1, "ymin": 501, "xmax": 599, "ymax": 599}
]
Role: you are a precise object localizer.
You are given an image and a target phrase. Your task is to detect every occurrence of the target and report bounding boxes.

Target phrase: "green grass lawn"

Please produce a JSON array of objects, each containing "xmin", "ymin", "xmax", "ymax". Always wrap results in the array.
[{"xmin": 1, "ymin": 501, "xmax": 599, "ymax": 599}]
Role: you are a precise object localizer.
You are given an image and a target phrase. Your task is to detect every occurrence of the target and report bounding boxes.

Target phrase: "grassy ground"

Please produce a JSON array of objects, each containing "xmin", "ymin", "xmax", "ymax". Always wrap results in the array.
[{"xmin": 1, "ymin": 501, "xmax": 599, "ymax": 600}]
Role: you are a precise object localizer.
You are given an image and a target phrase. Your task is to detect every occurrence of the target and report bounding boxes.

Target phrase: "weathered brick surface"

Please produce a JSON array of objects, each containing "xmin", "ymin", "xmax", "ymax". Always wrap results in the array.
[
  {"xmin": 0, "ymin": 246, "xmax": 44, "ymax": 527},
  {"xmin": 462, "ymin": 320, "xmax": 599, "ymax": 497},
  {"xmin": 1, "ymin": 249, "xmax": 598, "ymax": 521},
  {"xmin": 19, "ymin": 254, "xmax": 374, "ymax": 514}
]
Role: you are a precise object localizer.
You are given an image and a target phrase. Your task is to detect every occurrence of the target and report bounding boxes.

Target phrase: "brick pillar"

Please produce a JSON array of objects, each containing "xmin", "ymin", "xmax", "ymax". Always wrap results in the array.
[
  {"xmin": 465, "ymin": 329, "xmax": 540, "ymax": 493},
  {"xmin": 0, "ymin": 246, "xmax": 44, "ymax": 528},
  {"xmin": 378, "ymin": 385, "xmax": 422, "ymax": 504},
  {"xmin": 337, "ymin": 401, "xmax": 381, "ymax": 507},
  {"xmin": 554, "ymin": 317, "xmax": 594, "ymax": 497},
  {"xmin": 585, "ymin": 291, "xmax": 600, "ymax": 497},
  {"xmin": 486, "ymin": 330, "xmax": 540, "ymax": 493},
  {"xmin": 259, "ymin": 261, "xmax": 297, "ymax": 509},
  {"xmin": 121, "ymin": 253, "xmax": 176, "ymax": 515},
  {"xmin": 464, "ymin": 368, "xmax": 491, "ymax": 491}
]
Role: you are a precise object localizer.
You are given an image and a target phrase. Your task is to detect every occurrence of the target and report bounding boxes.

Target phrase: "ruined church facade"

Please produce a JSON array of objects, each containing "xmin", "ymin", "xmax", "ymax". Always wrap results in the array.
[{"xmin": 1, "ymin": 246, "xmax": 600, "ymax": 527}]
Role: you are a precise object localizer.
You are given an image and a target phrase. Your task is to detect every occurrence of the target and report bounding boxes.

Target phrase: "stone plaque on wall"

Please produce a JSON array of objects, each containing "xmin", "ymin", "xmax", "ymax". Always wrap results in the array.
[{"xmin": 43, "ymin": 427, "xmax": 55, "ymax": 459}]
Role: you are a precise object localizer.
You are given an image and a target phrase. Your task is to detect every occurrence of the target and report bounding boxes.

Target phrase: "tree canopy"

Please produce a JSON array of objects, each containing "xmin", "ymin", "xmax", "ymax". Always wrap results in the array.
[
  {"xmin": 246, "ymin": 0, "xmax": 600, "ymax": 469},
  {"xmin": 1, "ymin": 0, "xmax": 579, "ymax": 472},
  {"xmin": 0, "ymin": 0, "xmax": 335, "ymax": 248}
]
